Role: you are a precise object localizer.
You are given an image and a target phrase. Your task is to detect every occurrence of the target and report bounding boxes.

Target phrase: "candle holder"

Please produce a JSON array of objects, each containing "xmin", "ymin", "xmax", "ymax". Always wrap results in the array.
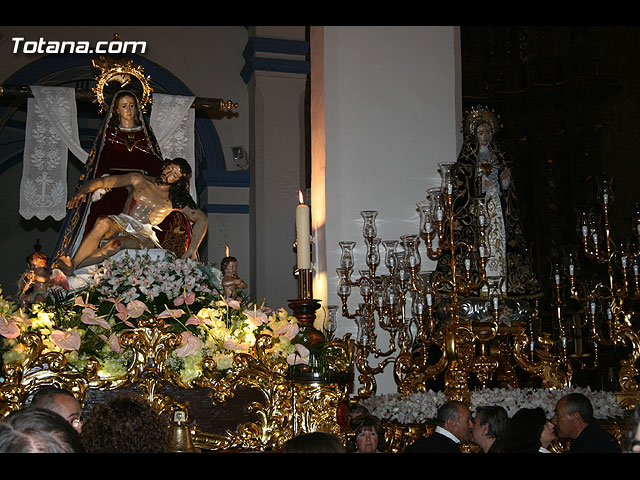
[
  {"xmin": 336, "ymin": 163, "xmax": 571, "ymax": 400},
  {"xmin": 288, "ymin": 295, "xmax": 323, "ymax": 346},
  {"xmin": 555, "ymin": 172, "xmax": 640, "ymax": 395}
]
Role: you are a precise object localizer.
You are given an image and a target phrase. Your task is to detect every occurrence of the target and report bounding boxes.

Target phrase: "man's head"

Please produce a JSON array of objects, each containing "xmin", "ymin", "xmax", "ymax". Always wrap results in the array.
[
  {"xmin": 437, "ymin": 401, "xmax": 473, "ymax": 443},
  {"xmin": 30, "ymin": 387, "xmax": 83, "ymax": 433},
  {"xmin": 0, "ymin": 406, "xmax": 84, "ymax": 453},
  {"xmin": 157, "ymin": 158, "xmax": 192, "ymax": 185},
  {"xmin": 156, "ymin": 158, "xmax": 196, "ymax": 210},
  {"xmin": 80, "ymin": 393, "xmax": 169, "ymax": 453},
  {"xmin": 552, "ymin": 393, "xmax": 593, "ymax": 440},
  {"xmin": 156, "ymin": 157, "xmax": 191, "ymax": 189}
]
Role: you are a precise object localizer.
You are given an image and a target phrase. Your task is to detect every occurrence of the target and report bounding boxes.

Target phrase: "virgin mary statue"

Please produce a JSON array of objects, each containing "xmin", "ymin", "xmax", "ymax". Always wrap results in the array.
[
  {"xmin": 51, "ymin": 89, "xmax": 191, "ymax": 266},
  {"xmin": 434, "ymin": 106, "xmax": 540, "ymax": 299}
]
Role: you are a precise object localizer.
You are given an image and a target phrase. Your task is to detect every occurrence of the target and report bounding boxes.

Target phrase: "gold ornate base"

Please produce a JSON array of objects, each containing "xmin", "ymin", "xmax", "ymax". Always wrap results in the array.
[{"xmin": 0, "ymin": 325, "xmax": 354, "ymax": 452}]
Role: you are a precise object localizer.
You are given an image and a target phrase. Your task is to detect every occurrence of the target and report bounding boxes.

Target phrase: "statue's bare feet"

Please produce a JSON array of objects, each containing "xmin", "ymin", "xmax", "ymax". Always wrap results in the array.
[{"xmin": 57, "ymin": 256, "xmax": 75, "ymax": 275}]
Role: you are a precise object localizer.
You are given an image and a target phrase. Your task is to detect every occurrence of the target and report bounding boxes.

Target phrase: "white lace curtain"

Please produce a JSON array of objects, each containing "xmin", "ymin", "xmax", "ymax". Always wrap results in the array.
[
  {"xmin": 20, "ymin": 87, "xmax": 196, "ymax": 221},
  {"xmin": 150, "ymin": 93, "xmax": 196, "ymax": 195}
]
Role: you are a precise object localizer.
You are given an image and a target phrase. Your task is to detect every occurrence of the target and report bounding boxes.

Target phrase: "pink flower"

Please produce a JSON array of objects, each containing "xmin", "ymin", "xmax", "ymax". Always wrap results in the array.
[
  {"xmin": 158, "ymin": 308, "xmax": 185, "ymax": 319},
  {"xmin": 98, "ymin": 333, "xmax": 123, "ymax": 354},
  {"xmin": 243, "ymin": 309, "xmax": 268, "ymax": 327},
  {"xmin": 216, "ymin": 298, "xmax": 241, "ymax": 310},
  {"xmin": 274, "ymin": 321, "xmax": 299, "ymax": 341},
  {"xmin": 173, "ymin": 291, "xmax": 196, "ymax": 306},
  {"xmin": 73, "ymin": 295, "xmax": 95, "ymax": 309},
  {"xmin": 222, "ymin": 338, "xmax": 251, "ymax": 352},
  {"xmin": 126, "ymin": 299, "xmax": 150, "ymax": 319},
  {"xmin": 49, "ymin": 269, "xmax": 70, "ymax": 290},
  {"xmin": 0, "ymin": 315, "xmax": 21, "ymax": 339},
  {"xmin": 106, "ymin": 298, "xmax": 129, "ymax": 320},
  {"xmin": 185, "ymin": 315, "xmax": 213, "ymax": 327},
  {"xmin": 175, "ymin": 331, "xmax": 202, "ymax": 358},
  {"xmin": 51, "ymin": 329, "xmax": 82, "ymax": 351},
  {"xmin": 80, "ymin": 307, "xmax": 111, "ymax": 330},
  {"xmin": 106, "ymin": 298, "xmax": 148, "ymax": 327},
  {"xmin": 287, "ymin": 343, "xmax": 310, "ymax": 365}
]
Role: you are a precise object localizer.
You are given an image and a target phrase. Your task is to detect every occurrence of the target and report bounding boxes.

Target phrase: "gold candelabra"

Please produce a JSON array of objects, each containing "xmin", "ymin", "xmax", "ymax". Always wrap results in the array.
[
  {"xmin": 337, "ymin": 162, "xmax": 575, "ymax": 401},
  {"xmin": 554, "ymin": 173, "xmax": 640, "ymax": 404}
]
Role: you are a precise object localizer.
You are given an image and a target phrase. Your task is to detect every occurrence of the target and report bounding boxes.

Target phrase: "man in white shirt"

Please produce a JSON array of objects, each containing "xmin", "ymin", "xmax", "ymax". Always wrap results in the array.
[{"xmin": 405, "ymin": 401, "xmax": 473, "ymax": 453}]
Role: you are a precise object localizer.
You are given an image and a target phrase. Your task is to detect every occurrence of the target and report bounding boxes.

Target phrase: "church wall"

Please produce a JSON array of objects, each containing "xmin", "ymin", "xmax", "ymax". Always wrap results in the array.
[{"xmin": 315, "ymin": 26, "xmax": 462, "ymax": 395}]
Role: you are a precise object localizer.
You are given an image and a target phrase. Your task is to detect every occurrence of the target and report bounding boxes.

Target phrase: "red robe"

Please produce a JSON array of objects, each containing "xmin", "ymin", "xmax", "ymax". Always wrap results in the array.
[{"xmin": 83, "ymin": 126, "xmax": 163, "ymax": 235}]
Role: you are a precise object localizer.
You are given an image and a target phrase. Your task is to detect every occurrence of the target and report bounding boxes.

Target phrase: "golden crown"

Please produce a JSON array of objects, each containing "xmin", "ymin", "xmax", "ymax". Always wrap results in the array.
[{"xmin": 463, "ymin": 105, "xmax": 502, "ymax": 137}]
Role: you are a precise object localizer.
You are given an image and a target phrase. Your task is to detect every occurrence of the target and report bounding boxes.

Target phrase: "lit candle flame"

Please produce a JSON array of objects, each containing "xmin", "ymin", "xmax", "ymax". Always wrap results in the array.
[
  {"xmin": 298, "ymin": 190, "xmax": 304, "ymax": 204},
  {"xmin": 225, "ymin": 244, "xmax": 230, "ymax": 257}
]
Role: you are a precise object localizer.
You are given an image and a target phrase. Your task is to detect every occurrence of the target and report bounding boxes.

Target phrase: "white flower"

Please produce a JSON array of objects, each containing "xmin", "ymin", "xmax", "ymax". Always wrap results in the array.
[{"xmin": 359, "ymin": 388, "xmax": 624, "ymax": 423}]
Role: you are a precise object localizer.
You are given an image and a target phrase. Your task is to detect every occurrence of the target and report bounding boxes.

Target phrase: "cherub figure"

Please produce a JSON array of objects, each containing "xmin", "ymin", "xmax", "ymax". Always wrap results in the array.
[
  {"xmin": 221, "ymin": 256, "xmax": 247, "ymax": 300},
  {"xmin": 18, "ymin": 252, "xmax": 69, "ymax": 307}
]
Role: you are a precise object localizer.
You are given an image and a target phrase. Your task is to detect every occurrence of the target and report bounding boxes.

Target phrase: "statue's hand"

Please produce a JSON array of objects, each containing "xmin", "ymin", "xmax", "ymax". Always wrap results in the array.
[{"xmin": 67, "ymin": 190, "xmax": 88, "ymax": 209}]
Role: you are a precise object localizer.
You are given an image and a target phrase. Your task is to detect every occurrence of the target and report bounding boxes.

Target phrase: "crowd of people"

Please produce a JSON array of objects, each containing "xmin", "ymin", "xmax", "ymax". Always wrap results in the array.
[
  {"xmin": 282, "ymin": 392, "xmax": 630, "ymax": 454},
  {"xmin": 0, "ymin": 388, "xmax": 168, "ymax": 453},
  {"xmin": 0, "ymin": 388, "xmax": 635, "ymax": 454},
  {"xmin": 403, "ymin": 392, "xmax": 623, "ymax": 454}
]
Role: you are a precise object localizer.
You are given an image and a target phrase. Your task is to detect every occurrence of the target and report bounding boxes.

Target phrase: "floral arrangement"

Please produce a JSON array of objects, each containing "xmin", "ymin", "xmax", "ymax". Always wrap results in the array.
[
  {"xmin": 0, "ymin": 251, "xmax": 311, "ymax": 383},
  {"xmin": 360, "ymin": 386, "xmax": 625, "ymax": 424}
]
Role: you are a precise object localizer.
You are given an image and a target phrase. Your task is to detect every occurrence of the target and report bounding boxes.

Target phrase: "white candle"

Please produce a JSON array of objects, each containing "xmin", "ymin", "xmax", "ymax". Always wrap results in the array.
[{"xmin": 296, "ymin": 191, "xmax": 311, "ymax": 269}]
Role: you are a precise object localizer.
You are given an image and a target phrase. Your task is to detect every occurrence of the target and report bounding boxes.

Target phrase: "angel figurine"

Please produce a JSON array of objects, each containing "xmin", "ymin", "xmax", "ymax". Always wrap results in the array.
[
  {"xmin": 221, "ymin": 255, "xmax": 247, "ymax": 300},
  {"xmin": 18, "ymin": 251, "xmax": 69, "ymax": 307}
]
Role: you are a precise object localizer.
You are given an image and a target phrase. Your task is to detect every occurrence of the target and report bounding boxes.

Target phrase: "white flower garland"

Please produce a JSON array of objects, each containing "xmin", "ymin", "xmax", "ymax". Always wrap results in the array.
[{"xmin": 360, "ymin": 386, "xmax": 625, "ymax": 423}]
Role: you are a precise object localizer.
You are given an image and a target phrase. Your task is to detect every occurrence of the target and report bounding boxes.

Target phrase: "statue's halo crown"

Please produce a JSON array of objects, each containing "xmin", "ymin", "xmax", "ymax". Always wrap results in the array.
[{"xmin": 463, "ymin": 106, "xmax": 502, "ymax": 137}]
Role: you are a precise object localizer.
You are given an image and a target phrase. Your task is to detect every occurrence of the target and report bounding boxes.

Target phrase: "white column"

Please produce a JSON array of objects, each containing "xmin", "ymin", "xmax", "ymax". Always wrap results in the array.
[{"xmin": 244, "ymin": 27, "xmax": 309, "ymax": 311}]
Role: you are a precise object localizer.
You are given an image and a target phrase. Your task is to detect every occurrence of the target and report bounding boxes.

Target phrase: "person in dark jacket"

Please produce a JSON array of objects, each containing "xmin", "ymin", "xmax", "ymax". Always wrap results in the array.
[
  {"xmin": 405, "ymin": 401, "xmax": 472, "ymax": 453},
  {"xmin": 552, "ymin": 392, "xmax": 621, "ymax": 453}
]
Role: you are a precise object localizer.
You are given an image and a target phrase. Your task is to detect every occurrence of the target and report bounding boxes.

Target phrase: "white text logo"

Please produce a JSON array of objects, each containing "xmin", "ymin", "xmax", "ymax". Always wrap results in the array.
[{"xmin": 12, "ymin": 37, "xmax": 147, "ymax": 55}]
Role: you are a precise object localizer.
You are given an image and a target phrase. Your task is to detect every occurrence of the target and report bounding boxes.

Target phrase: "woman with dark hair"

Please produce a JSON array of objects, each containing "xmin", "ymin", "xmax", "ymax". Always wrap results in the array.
[
  {"xmin": 352, "ymin": 414, "xmax": 385, "ymax": 453},
  {"xmin": 501, "ymin": 407, "xmax": 555, "ymax": 453},
  {"xmin": 80, "ymin": 393, "xmax": 169, "ymax": 453},
  {"xmin": 472, "ymin": 405, "xmax": 508, "ymax": 453}
]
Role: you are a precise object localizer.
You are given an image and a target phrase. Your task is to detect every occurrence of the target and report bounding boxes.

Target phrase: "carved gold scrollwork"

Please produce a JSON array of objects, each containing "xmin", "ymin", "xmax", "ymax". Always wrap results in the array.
[
  {"xmin": 513, "ymin": 330, "xmax": 572, "ymax": 389},
  {"xmin": 2, "ymin": 325, "xmax": 353, "ymax": 452},
  {"xmin": 0, "ymin": 332, "xmax": 91, "ymax": 415}
]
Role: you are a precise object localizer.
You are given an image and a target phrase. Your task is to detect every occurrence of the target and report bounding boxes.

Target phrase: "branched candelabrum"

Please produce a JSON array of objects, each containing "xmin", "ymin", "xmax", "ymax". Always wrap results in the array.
[
  {"xmin": 410, "ymin": 162, "xmax": 501, "ymax": 401},
  {"xmin": 337, "ymin": 163, "xmax": 503, "ymax": 400},
  {"xmin": 558, "ymin": 173, "xmax": 640, "ymax": 399}
]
